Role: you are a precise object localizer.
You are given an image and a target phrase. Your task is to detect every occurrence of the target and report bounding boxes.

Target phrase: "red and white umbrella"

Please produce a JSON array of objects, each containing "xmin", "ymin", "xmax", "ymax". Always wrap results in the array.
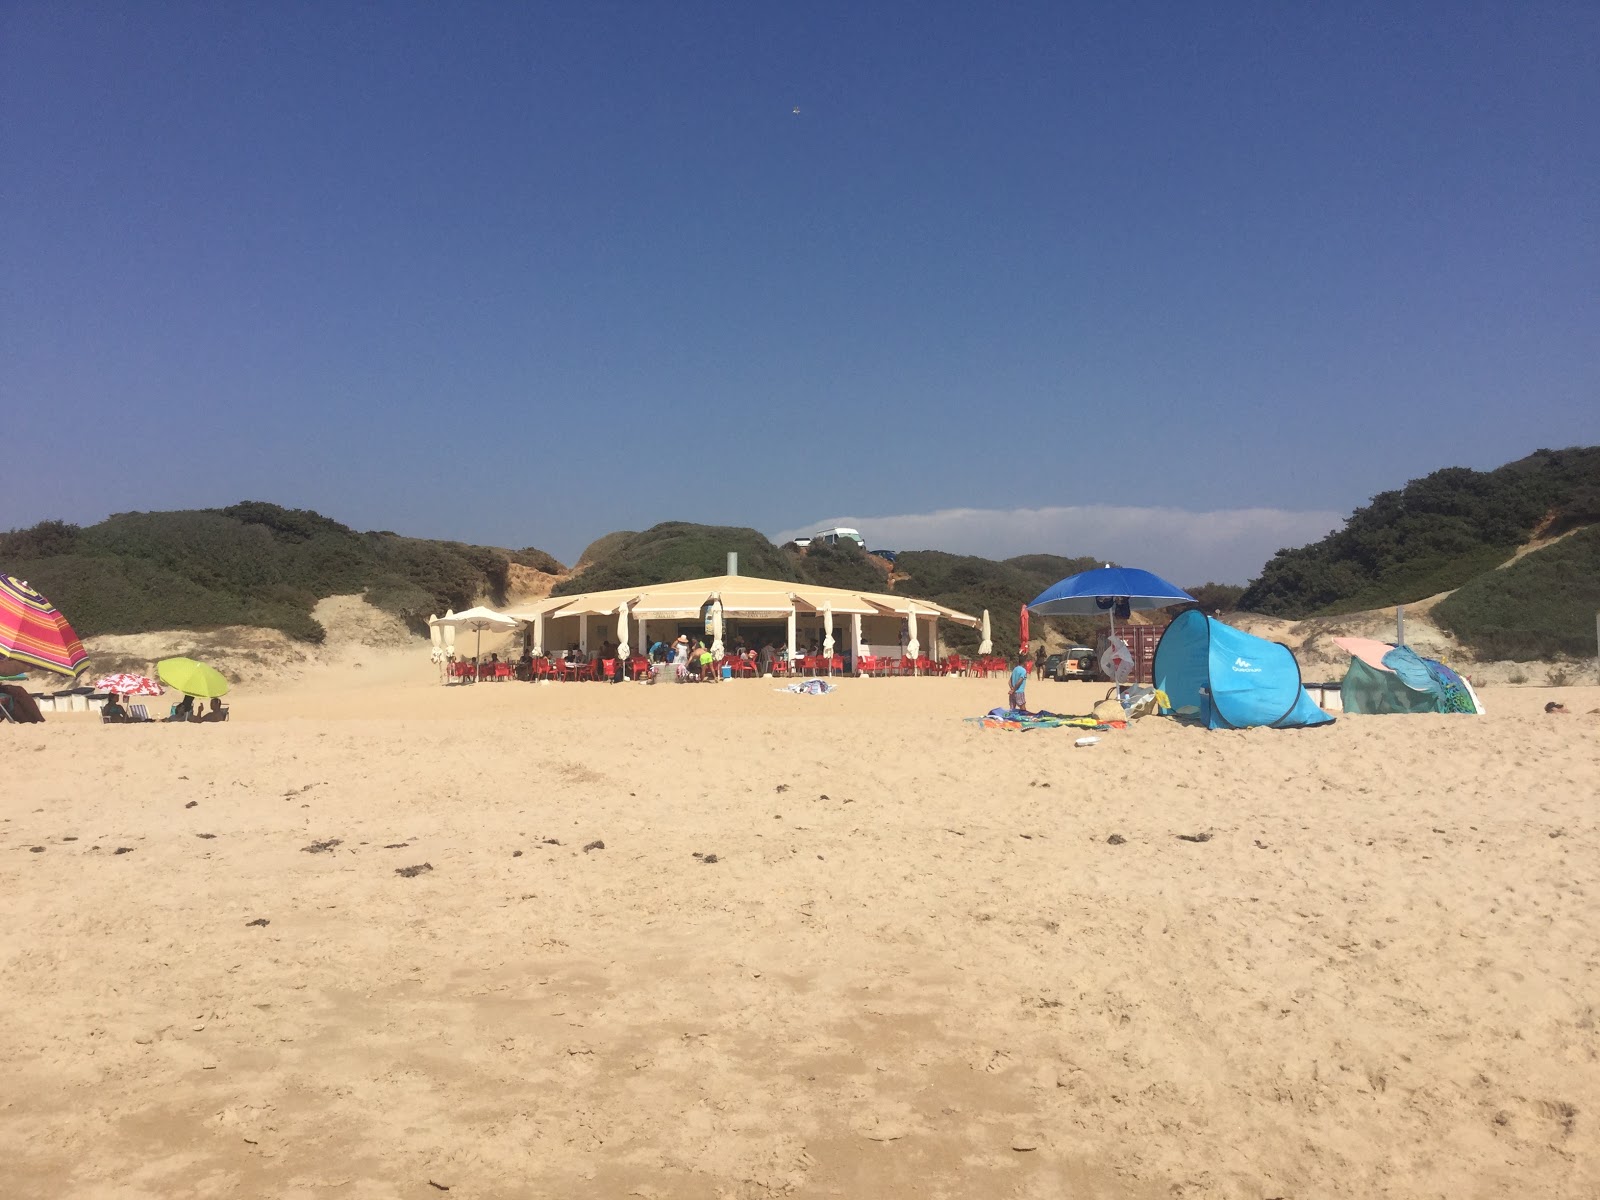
[{"xmin": 94, "ymin": 672, "xmax": 164, "ymax": 697}]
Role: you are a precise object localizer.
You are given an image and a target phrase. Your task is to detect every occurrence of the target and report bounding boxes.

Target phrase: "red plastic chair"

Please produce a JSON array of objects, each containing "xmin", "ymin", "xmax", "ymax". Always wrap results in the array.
[
  {"xmin": 770, "ymin": 657, "xmax": 790, "ymax": 676},
  {"xmin": 829, "ymin": 655, "xmax": 843, "ymax": 676}
]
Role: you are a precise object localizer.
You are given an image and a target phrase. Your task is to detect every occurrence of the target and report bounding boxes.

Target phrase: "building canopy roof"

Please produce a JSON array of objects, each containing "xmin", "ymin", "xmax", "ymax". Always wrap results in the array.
[{"xmin": 503, "ymin": 574, "xmax": 979, "ymax": 628}]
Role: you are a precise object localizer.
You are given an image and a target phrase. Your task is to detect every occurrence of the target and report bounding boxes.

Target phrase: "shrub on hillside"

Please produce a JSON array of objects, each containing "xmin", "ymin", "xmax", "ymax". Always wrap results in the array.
[
  {"xmin": 1186, "ymin": 582, "xmax": 1246, "ymax": 612},
  {"xmin": 1241, "ymin": 446, "xmax": 1600, "ymax": 617},
  {"xmin": 10, "ymin": 553, "xmax": 326, "ymax": 642},
  {"xmin": 553, "ymin": 523, "xmax": 797, "ymax": 595},
  {"xmin": 1432, "ymin": 525, "xmax": 1600, "ymax": 659},
  {"xmin": 795, "ymin": 540, "xmax": 884, "ymax": 591},
  {"xmin": 510, "ymin": 547, "xmax": 566, "ymax": 574},
  {"xmin": 1, "ymin": 503, "xmax": 557, "ymax": 645},
  {"xmin": 0, "ymin": 519, "xmax": 81, "ymax": 560}
]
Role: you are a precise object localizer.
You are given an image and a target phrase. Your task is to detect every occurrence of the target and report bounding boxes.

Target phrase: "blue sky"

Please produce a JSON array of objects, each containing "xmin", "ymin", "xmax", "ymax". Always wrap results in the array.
[{"xmin": 4, "ymin": 2, "xmax": 1596, "ymax": 583}]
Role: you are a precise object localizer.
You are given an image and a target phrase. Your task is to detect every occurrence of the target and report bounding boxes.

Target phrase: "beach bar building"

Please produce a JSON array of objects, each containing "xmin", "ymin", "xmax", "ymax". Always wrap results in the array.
[{"xmin": 503, "ymin": 574, "xmax": 981, "ymax": 667}]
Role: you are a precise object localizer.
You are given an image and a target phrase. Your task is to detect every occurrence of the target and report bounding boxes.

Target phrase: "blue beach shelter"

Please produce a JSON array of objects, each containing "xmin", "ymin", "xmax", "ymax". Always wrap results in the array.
[{"xmin": 1153, "ymin": 609, "xmax": 1334, "ymax": 729}]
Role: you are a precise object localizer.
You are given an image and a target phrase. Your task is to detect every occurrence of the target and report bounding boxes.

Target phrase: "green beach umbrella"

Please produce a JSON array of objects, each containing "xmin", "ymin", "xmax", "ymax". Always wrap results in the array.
[{"xmin": 156, "ymin": 657, "xmax": 230, "ymax": 698}]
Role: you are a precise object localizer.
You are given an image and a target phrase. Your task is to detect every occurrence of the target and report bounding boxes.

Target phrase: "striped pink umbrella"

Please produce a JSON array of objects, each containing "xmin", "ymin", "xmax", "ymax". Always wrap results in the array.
[{"xmin": 94, "ymin": 673, "xmax": 164, "ymax": 697}]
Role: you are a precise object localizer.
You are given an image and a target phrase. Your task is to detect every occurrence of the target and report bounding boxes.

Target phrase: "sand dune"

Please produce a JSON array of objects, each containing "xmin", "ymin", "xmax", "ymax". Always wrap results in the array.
[{"xmin": 3, "ymin": 668, "xmax": 1597, "ymax": 1198}]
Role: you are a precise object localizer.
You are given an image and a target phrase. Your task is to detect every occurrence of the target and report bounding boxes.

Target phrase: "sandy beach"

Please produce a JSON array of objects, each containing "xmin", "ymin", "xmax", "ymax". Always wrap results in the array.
[{"xmin": 4, "ymin": 661, "xmax": 1597, "ymax": 1198}]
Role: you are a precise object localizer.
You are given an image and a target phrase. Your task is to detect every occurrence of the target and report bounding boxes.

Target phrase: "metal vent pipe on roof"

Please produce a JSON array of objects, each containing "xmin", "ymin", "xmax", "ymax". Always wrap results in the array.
[{"xmin": 727, "ymin": 552, "xmax": 738, "ymax": 576}]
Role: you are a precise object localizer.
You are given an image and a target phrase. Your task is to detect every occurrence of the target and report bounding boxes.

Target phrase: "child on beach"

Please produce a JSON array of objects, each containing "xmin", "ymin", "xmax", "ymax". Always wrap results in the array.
[{"xmin": 1008, "ymin": 653, "xmax": 1030, "ymax": 713}]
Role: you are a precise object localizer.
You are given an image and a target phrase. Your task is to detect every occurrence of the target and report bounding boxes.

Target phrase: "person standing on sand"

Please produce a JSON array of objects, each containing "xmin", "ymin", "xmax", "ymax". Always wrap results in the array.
[
  {"xmin": 1034, "ymin": 643, "xmax": 1047, "ymax": 681},
  {"xmin": 1009, "ymin": 653, "xmax": 1030, "ymax": 713}
]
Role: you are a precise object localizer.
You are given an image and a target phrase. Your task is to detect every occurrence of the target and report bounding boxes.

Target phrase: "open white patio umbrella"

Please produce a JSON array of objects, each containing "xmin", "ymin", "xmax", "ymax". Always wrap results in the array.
[
  {"xmin": 978, "ymin": 609, "xmax": 992, "ymax": 655},
  {"xmin": 434, "ymin": 606, "xmax": 518, "ymax": 663}
]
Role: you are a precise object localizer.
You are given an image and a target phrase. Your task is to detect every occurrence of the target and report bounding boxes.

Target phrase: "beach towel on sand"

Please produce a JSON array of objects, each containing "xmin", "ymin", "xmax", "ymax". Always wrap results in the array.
[
  {"xmin": 965, "ymin": 708, "xmax": 1116, "ymax": 732},
  {"xmin": 778, "ymin": 679, "xmax": 835, "ymax": 695}
]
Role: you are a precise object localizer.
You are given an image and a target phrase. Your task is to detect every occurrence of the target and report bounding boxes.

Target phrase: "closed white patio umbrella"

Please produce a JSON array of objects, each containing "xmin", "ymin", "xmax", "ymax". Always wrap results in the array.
[
  {"xmin": 709, "ymin": 599, "xmax": 724, "ymax": 658},
  {"xmin": 978, "ymin": 609, "xmax": 992, "ymax": 655},
  {"xmin": 616, "ymin": 603, "xmax": 630, "ymax": 662}
]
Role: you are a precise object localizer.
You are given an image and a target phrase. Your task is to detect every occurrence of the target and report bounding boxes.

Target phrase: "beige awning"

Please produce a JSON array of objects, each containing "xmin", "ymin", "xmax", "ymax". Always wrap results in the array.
[
  {"xmin": 715, "ymin": 590, "xmax": 797, "ymax": 617},
  {"xmin": 788, "ymin": 587, "xmax": 881, "ymax": 616},
  {"xmin": 505, "ymin": 573, "xmax": 980, "ymax": 630}
]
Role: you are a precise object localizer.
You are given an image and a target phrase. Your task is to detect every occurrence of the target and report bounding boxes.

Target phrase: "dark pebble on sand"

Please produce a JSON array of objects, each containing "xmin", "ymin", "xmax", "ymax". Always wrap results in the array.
[
  {"xmin": 383, "ymin": 843, "xmax": 409, "ymax": 849},
  {"xmin": 63, "ymin": 836, "xmax": 77, "ymax": 842},
  {"xmin": 196, "ymin": 833, "xmax": 217, "ymax": 840},
  {"xmin": 246, "ymin": 918, "xmax": 269, "ymax": 927},
  {"xmin": 29, "ymin": 845, "xmax": 45, "ymax": 853},
  {"xmin": 1106, "ymin": 834, "xmax": 1126, "ymax": 845},
  {"xmin": 1177, "ymin": 833, "xmax": 1213, "ymax": 843},
  {"xmin": 543, "ymin": 838, "xmax": 562, "ymax": 846},
  {"xmin": 301, "ymin": 839, "xmax": 342, "ymax": 854},
  {"xmin": 512, "ymin": 850, "xmax": 523, "ymax": 857},
  {"xmin": 774, "ymin": 784, "xmax": 789, "ymax": 793},
  {"xmin": 583, "ymin": 840, "xmax": 605, "ymax": 852},
  {"xmin": 185, "ymin": 801, "xmax": 198, "ymax": 809},
  {"xmin": 396, "ymin": 863, "xmax": 433, "ymax": 878},
  {"xmin": 114, "ymin": 847, "xmax": 135, "ymax": 855},
  {"xmin": 702, "ymin": 854, "xmax": 719, "ymax": 864}
]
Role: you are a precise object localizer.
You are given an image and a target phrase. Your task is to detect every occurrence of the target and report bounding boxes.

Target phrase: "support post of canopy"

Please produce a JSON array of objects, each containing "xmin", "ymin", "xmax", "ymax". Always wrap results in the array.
[
  {"xmin": 786, "ymin": 602, "xmax": 798, "ymax": 666},
  {"xmin": 579, "ymin": 614, "xmax": 589, "ymax": 654},
  {"xmin": 637, "ymin": 613, "xmax": 648, "ymax": 663},
  {"xmin": 930, "ymin": 615, "xmax": 939, "ymax": 665},
  {"xmin": 851, "ymin": 612, "xmax": 863, "ymax": 675},
  {"xmin": 532, "ymin": 611, "xmax": 544, "ymax": 657}
]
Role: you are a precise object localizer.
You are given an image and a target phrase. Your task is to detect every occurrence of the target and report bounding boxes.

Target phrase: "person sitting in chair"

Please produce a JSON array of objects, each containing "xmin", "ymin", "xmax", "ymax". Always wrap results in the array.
[
  {"xmin": 170, "ymin": 695, "xmax": 196, "ymax": 722},
  {"xmin": 200, "ymin": 697, "xmax": 228, "ymax": 722},
  {"xmin": 102, "ymin": 696, "xmax": 129, "ymax": 722}
]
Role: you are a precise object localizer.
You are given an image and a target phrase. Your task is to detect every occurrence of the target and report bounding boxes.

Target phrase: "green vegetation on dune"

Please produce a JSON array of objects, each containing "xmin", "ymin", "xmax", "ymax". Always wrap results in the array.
[
  {"xmin": 1240, "ymin": 447, "xmax": 1600, "ymax": 619},
  {"xmin": 1, "ymin": 503, "xmax": 565, "ymax": 643},
  {"xmin": 892, "ymin": 551, "xmax": 1106, "ymax": 650},
  {"xmin": 1433, "ymin": 526, "xmax": 1600, "ymax": 660},
  {"xmin": 552, "ymin": 523, "xmax": 798, "ymax": 595}
]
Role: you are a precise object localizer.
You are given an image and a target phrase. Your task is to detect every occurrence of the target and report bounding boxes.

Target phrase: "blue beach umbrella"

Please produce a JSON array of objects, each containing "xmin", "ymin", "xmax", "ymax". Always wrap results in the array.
[{"xmin": 1027, "ymin": 566, "xmax": 1194, "ymax": 616}]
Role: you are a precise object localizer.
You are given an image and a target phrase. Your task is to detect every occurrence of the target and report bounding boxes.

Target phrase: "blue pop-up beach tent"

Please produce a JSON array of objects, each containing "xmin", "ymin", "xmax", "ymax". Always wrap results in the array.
[{"xmin": 1153, "ymin": 609, "xmax": 1334, "ymax": 729}]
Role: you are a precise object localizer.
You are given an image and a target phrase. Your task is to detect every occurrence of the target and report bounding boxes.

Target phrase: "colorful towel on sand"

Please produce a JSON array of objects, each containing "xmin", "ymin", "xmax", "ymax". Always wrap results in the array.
[
  {"xmin": 779, "ymin": 679, "xmax": 836, "ymax": 695},
  {"xmin": 964, "ymin": 708, "xmax": 1113, "ymax": 732}
]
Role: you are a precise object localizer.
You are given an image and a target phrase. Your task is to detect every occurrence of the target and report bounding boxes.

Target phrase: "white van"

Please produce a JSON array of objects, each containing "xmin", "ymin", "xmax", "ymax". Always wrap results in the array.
[{"xmin": 814, "ymin": 527, "xmax": 864, "ymax": 547}]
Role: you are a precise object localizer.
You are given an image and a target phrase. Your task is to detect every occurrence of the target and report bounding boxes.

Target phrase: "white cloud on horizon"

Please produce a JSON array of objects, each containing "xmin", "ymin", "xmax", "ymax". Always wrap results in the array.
[{"xmin": 773, "ymin": 504, "xmax": 1346, "ymax": 585}]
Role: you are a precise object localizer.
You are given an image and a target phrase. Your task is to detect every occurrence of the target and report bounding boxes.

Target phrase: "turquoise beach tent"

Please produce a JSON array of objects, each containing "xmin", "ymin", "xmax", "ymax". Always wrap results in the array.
[{"xmin": 1154, "ymin": 609, "xmax": 1334, "ymax": 729}]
